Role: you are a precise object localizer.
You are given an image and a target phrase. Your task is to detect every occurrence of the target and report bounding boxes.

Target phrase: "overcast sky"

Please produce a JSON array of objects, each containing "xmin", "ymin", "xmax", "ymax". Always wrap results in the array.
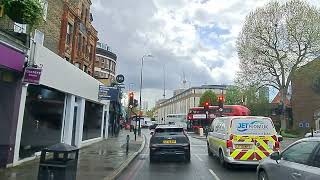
[{"xmin": 91, "ymin": 0, "xmax": 319, "ymax": 108}]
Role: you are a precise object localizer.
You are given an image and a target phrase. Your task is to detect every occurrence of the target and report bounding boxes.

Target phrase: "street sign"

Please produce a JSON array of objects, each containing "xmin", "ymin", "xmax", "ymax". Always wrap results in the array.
[
  {"xmin": 116, "ymin": 74, "xmax": 125, "ymax": 83},
  {"xmin": 98, "ymin": 85, "xmax": 110, "ymax": 100},
  {"xmin": 299, "ymin": 122, "xmax": 310, "ymax": 128},
  {"xmin": 23, "ymin": 67, "xmax": 42, "ymax": 85}
]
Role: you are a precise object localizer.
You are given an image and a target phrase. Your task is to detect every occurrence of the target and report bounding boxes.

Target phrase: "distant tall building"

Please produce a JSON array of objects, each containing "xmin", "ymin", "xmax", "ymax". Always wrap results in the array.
[{"xmin": 94, "ymin": 42, "xmax": 117, "ymax": 85}]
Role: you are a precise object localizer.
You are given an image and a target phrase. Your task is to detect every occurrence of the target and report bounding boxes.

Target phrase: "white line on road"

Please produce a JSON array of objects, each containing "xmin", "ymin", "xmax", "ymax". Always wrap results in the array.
[
  {"xmin": 194, "ymin": 154, "xmax": 203, "ymax": 161},
  {"xmin": 190, "ymin": 145, "xmax": 207, "ymax": 147},
  {"xmin": 209, "ymin": 169, "xmax": 221, "ymax": 180}
]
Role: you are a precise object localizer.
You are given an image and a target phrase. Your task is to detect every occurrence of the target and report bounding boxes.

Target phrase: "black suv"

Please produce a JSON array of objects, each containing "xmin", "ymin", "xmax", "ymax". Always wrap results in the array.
[{"xmin": 149, "ymin": 125, "xmax": 190, "ymax": 162}]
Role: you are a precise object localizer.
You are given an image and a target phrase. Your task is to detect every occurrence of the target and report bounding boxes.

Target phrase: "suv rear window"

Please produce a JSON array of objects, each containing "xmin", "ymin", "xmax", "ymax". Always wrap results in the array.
[
  {"xmin": 231, "ymin": 118, "xmax": 276, "ymax": 135},
  {"xmin": 155, "ymin": 128, "xmax": 184, "ymax": 135}
]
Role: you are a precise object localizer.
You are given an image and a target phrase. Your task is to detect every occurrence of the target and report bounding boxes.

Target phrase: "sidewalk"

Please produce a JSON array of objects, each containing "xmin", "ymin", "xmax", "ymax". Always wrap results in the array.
[
  {"xmin": 0, "ymin": 130, "xmax": 144, "ymax": 180},
  {"xmin": 188, "ymin": 132, "xmax": 207, "ymax": 140}
]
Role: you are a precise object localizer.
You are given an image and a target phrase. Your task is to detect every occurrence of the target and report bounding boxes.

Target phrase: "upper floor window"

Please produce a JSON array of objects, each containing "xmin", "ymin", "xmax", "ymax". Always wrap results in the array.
[
  {"xmin": 74, "ymin": 63, "xmax": 80, "ymax": 68},
  {"xmin": 66, "ymin": 23, "xmax": 73, "ymax": 45},
  {"xmin": 77, "ymin": 33, "xmax": 82, "ymax": 55},
  {"xmin": 34, "ymin": 29, "xmax": 44, "ymax": 46},
  {"xmin": 83, "ymin": 65, "xmax": 87, "ymax": 72}
]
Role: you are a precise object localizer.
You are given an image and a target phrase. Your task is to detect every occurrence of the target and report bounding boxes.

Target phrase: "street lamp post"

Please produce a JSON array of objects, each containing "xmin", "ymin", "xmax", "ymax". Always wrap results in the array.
[{"xmin": 138, "ymin": 54, "xmax": 153, "ymax": 136}]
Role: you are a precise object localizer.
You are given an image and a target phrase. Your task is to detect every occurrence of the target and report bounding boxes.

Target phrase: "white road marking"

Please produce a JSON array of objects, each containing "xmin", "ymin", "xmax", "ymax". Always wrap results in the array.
[
  {"xmin": 194, "ymin": 154, "xmax": 203, "ymax": 161},
  {"xmin": 190, "ymin": 145, "xmax": 207, "ymax": 147},
  {"xmin": 209, "ymin": 169, "xmax": 221, "ymax": 180}
]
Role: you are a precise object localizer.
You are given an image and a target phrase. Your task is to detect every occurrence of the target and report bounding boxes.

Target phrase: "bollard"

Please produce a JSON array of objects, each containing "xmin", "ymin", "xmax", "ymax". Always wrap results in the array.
[
  {"xmin": 126, "ymin": 135, "xmax": 130, "ymax": 155},
  {"xmin": 134, "ymin": 127, "xmax": 137, "ymax": 141},
  {"xmin": 199, "ymin": 128, "xmax": 204, "ymax": 137}
]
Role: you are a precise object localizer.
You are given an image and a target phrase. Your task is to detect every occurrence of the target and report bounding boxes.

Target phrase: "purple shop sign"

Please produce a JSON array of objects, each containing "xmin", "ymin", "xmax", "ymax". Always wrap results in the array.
[
  {"xmin": 23, "ymin": 67, "xmax": 42, "ymax": 85},
  {"xmin": 0, "ymin": 42, "xmax": 25, "ymax": 72}
]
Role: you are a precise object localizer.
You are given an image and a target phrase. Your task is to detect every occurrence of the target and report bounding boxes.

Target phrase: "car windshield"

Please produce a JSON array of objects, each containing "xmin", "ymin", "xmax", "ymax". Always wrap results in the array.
[
  {"xmin": 155, "ymin": 128, "xmax": 184, "ymax": 135},
  {"xmin": 2, "ymin": 0, "xmax": 320, "ymax": 180}
]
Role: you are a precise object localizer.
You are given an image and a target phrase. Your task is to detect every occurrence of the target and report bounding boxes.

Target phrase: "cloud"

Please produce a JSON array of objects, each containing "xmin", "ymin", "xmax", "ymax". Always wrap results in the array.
[{"xmin": 91, "ymin": 0, "xmax": 318, "ymax": 108}]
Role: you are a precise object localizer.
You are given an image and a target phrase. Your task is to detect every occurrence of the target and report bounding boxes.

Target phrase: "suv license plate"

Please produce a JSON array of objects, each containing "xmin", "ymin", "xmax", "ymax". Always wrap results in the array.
[{"xmin": 162, "ymin": 140, "xmax": 176, "ymax": 144}]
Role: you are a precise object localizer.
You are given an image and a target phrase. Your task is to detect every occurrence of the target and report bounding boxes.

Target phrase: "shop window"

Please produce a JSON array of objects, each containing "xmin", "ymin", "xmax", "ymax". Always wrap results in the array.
[
  {"xmin": 82, "ymin": 101, "xmax": 103, "ymax": 140},
  {"xmin": 19, "ymin": 85, "xmax": 65, "ymax": 159}
]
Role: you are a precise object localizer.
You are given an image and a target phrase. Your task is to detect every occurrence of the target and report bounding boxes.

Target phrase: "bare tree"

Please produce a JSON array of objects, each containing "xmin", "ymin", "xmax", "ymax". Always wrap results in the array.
[{"xmin": 237, "ymin": 0, "xmax": 320, "ymax": 129}]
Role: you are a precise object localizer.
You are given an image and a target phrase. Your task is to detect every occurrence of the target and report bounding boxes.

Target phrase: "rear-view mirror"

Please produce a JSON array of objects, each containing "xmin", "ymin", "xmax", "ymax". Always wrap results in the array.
[
  {"xmin": 270, "ymin": 152, "xmax": 281, "ymax": 161},
  {"xmin": 150, "ymin": 132, "xmax": 154, "ymax": 135}
]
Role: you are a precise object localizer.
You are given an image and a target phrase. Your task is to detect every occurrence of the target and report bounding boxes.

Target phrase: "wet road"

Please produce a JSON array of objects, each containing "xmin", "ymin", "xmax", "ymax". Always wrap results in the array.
[{"xmin": 117, "ymin": 129, "xmax": 257, "ymax": 180}]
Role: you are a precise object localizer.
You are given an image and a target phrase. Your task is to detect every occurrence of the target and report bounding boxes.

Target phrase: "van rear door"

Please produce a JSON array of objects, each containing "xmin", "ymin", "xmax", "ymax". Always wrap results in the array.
[{"xmin": 230, "ymin": 117, "xmax": 277, "ymax": 161}]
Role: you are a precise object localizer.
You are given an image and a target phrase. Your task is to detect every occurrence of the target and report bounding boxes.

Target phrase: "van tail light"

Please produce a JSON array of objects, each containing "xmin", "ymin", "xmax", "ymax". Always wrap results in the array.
[
  {"xmin": 226, "ymin": 140, "xmax": 233, "ymax": 149},
  {"xmin": 274, "ymin": 141, "xmax": 280, "ymax": 151}
]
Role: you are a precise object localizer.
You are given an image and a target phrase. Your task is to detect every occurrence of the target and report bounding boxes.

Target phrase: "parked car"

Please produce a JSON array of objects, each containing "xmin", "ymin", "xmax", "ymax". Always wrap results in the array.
[
  {"xmin": 305, "ymin": 130, "xmax": 320, "ymax": 137},
  {"xmin": 149, "ymin": 125, "xmax": 190, "ymax": 163},
  {"xmin": 207, "ymin": 116, "xmax": 282, "ymax": 167},
  {"xmin": 257, "ymin": 137, "xmax": 320, "ymax": 180}
]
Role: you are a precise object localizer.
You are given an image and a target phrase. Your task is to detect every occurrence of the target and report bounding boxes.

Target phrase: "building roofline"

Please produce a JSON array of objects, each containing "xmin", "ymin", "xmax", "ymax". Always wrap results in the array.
[{"xmin": 158, "ymin": 85, "xmax": 228, "ymax": 106}]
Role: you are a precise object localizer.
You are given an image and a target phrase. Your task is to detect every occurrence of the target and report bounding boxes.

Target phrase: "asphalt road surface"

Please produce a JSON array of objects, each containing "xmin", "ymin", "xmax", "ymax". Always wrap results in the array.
[{"xmin": 117, "ymin": 129, "xmax": 257, "ymax": 180}]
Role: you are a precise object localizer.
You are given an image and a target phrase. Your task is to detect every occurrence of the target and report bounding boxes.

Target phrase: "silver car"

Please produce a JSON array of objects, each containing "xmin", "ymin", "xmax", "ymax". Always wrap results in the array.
[{"xmin": 257, "ymin": 137, "xmax": 320, "ymax": 180}]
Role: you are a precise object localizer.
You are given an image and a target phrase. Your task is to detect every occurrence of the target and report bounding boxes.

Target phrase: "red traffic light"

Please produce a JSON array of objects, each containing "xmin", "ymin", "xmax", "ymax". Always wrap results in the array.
[
  {"xmin": 218, "ymin": 96, "xmax": 224, "ymax": 102},
  {"xmin": 204, "ymin": 102, "xmax": 209, "ymax": 106}
]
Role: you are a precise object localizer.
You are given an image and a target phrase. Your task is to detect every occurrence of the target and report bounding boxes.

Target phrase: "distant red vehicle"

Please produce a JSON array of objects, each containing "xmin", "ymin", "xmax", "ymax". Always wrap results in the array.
[{"xmin": 187, "ymin": 105, "xmax": 250, "ymax": 130}]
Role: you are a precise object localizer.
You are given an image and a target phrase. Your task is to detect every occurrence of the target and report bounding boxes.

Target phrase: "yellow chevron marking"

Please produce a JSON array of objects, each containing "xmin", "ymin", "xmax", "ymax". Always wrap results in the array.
[{"xmin": 240, "ymin": 150, "xmax": 254, "ymax": 160}]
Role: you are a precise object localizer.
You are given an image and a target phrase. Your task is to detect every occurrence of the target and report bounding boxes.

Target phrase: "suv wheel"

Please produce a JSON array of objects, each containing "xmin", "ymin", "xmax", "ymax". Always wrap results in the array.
[
  {"xmin": 185, "ymin": 150, "xmax": 191, "ymax": 163},
  {"xmin": 150, "ymin": 153, "xmax": 156, "ymax": 163},
  {"xmin": 207, "ymin": 143, "xmax": 213, "ymax": 156},
  {"xmin": 219, "ymin": 150, "xmax": 231, "ymax": 168},
  {"xmin": 258, "ymin": 170, "xmax": 269, "ymax": 180}
]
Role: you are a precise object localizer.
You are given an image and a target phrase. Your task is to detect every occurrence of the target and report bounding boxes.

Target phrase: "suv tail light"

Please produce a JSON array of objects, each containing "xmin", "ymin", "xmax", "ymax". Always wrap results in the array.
[
  {"xmin": 273, "ymin": 141, "xmax": 280, "ymax": 151},
  {"xmin": 226, "ymin": 140, "xmax": 233, "ymax": 149}
]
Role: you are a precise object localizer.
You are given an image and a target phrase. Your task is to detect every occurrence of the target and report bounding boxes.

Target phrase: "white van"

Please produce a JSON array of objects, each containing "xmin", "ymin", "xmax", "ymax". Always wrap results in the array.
[
  {"xmin": 207, "ymin": 116, "xmax": 282, "ymax": 167},
  {"xmin": 166, "ymin": 114, "xmax": 187, "ymax": 129}
]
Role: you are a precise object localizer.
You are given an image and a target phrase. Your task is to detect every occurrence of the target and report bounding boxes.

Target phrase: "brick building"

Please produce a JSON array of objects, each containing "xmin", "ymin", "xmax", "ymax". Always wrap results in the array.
[
  {"xmin": 292, "ymin": 59, "xmax": 320, "ymax": 131},
  {"xmin": 94, "ymin": 42, "xmax": 117, "ymax": 85},
  {"xmin": 35, "ymin": 0, "xmax": 98, "ymax": 76}
]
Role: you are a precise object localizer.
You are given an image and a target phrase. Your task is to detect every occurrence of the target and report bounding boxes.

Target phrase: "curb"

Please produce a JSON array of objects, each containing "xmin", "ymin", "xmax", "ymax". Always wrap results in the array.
[{"xmin": 105, "ymin": 134, "xmax": 146, "ymax": 180}]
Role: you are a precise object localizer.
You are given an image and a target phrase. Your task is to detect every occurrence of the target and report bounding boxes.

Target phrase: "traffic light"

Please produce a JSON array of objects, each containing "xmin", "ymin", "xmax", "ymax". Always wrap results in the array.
[
  {"xmin": 204, "ymin": 101, "xmax": 210, "ymax": 110},
  {"xmin": 128, "ymin": 92, "xmax": 134, "ymax": 108},
  {"xmin": 133, "ymin": 99, "xmax": 138, "ymax": 108},
  {"xmin": 218, "ymin": 96, "xmax": 224, "ymax": 109}
]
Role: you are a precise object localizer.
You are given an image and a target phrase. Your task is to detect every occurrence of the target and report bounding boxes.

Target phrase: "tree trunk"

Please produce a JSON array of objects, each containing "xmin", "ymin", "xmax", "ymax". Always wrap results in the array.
[{"xmin": 280, "ymin": 88, "xmax": 287, "ymax": 130}]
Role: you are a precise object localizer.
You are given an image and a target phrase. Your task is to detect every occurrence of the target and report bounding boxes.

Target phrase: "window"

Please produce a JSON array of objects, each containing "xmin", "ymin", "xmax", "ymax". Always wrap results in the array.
[
  {"xmin": 83, "ymin": 65, "xmax": 87, "ymax": 72},
  {"xmin": 281, "ymin": 141, "xmax": 319, "ymax": 165},
  {"xmin": 82, "ymin": 37, "xmax": 86, "ymax": 55},
  {"xmin": 66, "ymin": 23, "xmax": 73, "ymax": 45},
  {"xmin": 74, "ymin": 63, "xmax": 80, "ymax": 68},
  {"xmin": 14, "ymin": 23, "xmax": 27, "ymax": 33},
  {"xmin": 41, "ymin": 0, "xmax": 48, "ymax": 20},
  {"xmin": 34, "ymin": 30, "xmax": 44, "ymax": 45},
  {"xmin": 65, "ymin": 57, "xmax": 70, "ymax": 62},
  {"xmin": 77, "ymin": 33, "xmax": 81, "ymax": 53}
]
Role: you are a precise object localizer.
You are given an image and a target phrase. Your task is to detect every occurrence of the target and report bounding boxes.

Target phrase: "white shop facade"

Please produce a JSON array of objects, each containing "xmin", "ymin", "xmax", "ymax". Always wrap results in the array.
[{"xmin": 9, "ymin": 44, "xmax": 110, "ymax": 167}]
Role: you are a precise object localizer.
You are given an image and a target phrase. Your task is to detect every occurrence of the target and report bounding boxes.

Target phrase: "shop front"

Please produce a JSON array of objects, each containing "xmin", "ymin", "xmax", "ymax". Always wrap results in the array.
[
  {"xmin": 0, "ymin": 41, "xmax": 26, "ymax": 168},
  {"xmin": 11, "ymin": 44, "xmax": 109, "ymax": 167}
]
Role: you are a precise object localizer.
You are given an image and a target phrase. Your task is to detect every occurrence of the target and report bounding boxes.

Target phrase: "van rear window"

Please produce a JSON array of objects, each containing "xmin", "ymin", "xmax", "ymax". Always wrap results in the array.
[{"xmin": 231, "ymin": 118, "xmax": 275, "ymax": 135}]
